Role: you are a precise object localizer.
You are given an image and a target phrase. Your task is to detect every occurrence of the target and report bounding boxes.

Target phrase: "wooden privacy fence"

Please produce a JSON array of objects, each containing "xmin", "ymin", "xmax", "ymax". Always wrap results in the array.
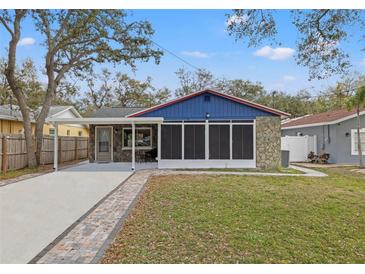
[{"xmin": 0, "ymin": 134, "xmax": 89, "ymax": 173}]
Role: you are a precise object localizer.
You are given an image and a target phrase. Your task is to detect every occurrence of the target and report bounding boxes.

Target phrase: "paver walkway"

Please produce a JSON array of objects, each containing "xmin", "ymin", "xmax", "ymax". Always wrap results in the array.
[
  {"xmin": 34, "ymin": 170, "xmax": 152, "ymax": 264},
  {"xmin": 33, "ymin": 165, "xmax": 325, "ymax": 264}
]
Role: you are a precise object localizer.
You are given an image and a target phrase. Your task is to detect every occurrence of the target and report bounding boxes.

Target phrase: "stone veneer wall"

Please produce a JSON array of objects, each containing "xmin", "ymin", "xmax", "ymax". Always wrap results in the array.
[
  {"xmin": 256, "ymin": 116, "xmax": 281, "ymax": 169},
  {"xmin": 89, "ymin": 124, "xmax": 157, "ymax": 163}
]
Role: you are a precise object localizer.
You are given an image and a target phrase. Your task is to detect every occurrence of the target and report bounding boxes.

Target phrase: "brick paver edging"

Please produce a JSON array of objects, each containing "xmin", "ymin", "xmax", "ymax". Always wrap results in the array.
[
  {"xmin": 32, "ymin": 170, "xmax": 152, "ymax": 264},
  {"xmin": 91, "ymin": 171, "xmax": 151, "ymax": 263}
]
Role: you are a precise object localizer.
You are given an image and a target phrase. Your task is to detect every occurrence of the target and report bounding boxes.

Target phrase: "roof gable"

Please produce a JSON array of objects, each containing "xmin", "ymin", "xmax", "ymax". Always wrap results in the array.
[
  {"xmin": 0, "ymin": 105, "xmax": 82, "ymax": 122},
  {"xmin": 282, "ymin": 108, "xmax": 365, "ymax": 129},
  {"xmin": 129, "ymin": 89, "xmax": 289, "ymax": 120}
]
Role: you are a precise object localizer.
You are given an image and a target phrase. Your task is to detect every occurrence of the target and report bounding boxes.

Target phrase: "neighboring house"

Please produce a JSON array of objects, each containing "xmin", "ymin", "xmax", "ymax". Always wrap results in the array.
[
  {"xmin": 0, "ymin": 105, "xmax": 88, "ymax": 137},
  {"xmin": 51, "ymin": 89, "xmax": 287, "ymax": 169},
  {"xmin": 282, "ymin": 108, "xmax": 365, "ymax": 164}
]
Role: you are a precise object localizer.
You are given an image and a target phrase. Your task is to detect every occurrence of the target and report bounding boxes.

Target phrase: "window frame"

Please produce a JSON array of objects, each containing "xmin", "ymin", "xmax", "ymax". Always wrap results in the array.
[
  {"xmin": 351, "ymin": 128, "xmax": 365, "ymax": 155},
  {"xmin": 49, "ymin": 128, "xmax": 55, "ymax": 136},
  {"xmin": 122, "ymin": 127, "xmax": 153, "ymax": 150}
]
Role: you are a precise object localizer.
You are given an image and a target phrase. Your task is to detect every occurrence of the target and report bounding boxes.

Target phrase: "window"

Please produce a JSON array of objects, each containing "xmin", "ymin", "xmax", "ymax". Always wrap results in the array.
[
  {"xmin": 78, "ymin": 131, "xmax": 82, "ymax": 137},
  {"xmin": 49, "ymin": 128, "xmax": 55, "ymax": 136},
  {"xmin": 161, "ymin": 125, "xmax": 182, "ymax": 159},
  {"xmin": 232, "ymin": 125, "xmax": 254, "ymax": 159},
  {"xmin": 184, "ymin": 125, "xmax": 205, "ymax": 159},
  {"xmin": 209, "ymin": 125, "xmax": 230, "ymax": 159},
  {"xmin": 122, "ymin": 127, "xmax": 152, "ymax": 149},
  {"xmin": 67, "ymin": 130, "xmax": 70, "ymax": 136},
  {"xmin": 351, "ymin": 129, "xmax": 365, "ymax": 155}
]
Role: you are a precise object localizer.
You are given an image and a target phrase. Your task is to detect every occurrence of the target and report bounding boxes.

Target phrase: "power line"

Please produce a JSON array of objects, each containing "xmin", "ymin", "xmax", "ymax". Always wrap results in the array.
[{"xmin": 151, "ymin": 40, "xmax": 202, "ymax": 71}]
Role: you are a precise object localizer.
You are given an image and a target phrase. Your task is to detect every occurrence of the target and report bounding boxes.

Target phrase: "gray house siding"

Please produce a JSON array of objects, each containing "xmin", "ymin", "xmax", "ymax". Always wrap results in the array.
[
  {"xmin": 335, "ymin": 117, "xmax": 365, "ymax": 164},
  {"xmin": 282, "ymin": 115, "xmax": 365, "ymax": 164}
]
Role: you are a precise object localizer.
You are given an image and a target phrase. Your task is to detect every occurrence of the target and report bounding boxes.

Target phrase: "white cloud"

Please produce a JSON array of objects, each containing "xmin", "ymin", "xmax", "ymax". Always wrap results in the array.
[
  {"xmin": 361, "ymin": 58, "xmax": 365, "ymax": 66},
  {"xmin": 225, "ymin": 14, "xmax": 248, "ymax": 27},
  {"xmin": 283, "ymin": 75, "xmax": 296, "ymax": 82},
  {"xmin": 181, "ymin": 51, "xmax": 209, "ymax": 58},
  {"xmin": 254, "ymin": 46, "xmax": 295, "ymax": 60},
  {"xmin": 18, "ymin": 37, "xmax": 36, "ymax": 46}
]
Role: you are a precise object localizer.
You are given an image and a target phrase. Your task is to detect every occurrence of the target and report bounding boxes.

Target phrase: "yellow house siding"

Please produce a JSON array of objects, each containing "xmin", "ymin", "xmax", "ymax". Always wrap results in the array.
[
  {"xmin": 44, "ymin": 124, "xmax": 89, "ymax": 137},
  {"xmin": 0, "ymin": 119, "xmax": 35, "ymax": 134},
  {"xmin": 0, "ymin": 119, "xmax": 88, "ymax": 137}
]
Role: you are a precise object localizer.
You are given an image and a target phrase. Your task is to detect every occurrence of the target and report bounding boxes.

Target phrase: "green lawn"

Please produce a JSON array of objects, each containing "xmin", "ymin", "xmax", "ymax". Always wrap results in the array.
[
  {"xmin": 102, "ymin": 167, "xmax": 365, "ymax": 263},
  {"xmin": 0, "ymin": 166, "xmax": 48, "ymax": 180},
  {"xmin": 180, "ymin": 166, "xmax": 303, "ymax": 174}
]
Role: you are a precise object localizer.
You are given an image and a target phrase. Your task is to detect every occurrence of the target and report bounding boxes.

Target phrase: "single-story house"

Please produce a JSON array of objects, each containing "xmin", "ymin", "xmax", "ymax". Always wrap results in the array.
[
  {"xmin": 0, "ymin": 105, "xmax": 88, "ymax": 137},
  {"xmin": 282, "ymin": 108, "xmax": 365, "ymax": 164},
  {"xmin": 49, "ymin": 89, "xmax": 289, "ymax": 170}
]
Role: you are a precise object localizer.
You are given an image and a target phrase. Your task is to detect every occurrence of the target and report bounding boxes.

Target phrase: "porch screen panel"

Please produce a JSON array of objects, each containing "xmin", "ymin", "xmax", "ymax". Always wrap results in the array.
[
  {"xmin": 232, "ymin": 125, "xmax": 254, "ymax": 159},
  {"xmin": 184, "ymin": 125, "xmax": 205, "ymax": 159},
  {"xmin": 209, "ymin": 125, "xmax": 230, "ymax": 159},
  {"xmin": 161, "ymin": 125, "xmax": 182, "ymax": 159}
]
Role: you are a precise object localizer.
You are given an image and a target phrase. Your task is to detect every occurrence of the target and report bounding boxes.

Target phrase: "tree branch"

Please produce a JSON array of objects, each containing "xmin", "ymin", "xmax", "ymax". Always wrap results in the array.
[{"xmin": 0, "ymin": 17, "xmax": 14, "ymax": 36}]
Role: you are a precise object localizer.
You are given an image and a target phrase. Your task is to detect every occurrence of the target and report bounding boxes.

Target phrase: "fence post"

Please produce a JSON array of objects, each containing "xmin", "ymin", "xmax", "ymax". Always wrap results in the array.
[
  {"xmin": 86, "ymin": 138, "xmax": 89, "ymax": 160},
  {"xmin": 58, "ymin": 136, "xmax": 62, "ymax": 164},
  {"xmin": 2, "ymin": 136, "xmax": 8, "ymax": 174},
  {"xmin": 75, "ymin": 137, "xmax": 78, "ymax": 160}
]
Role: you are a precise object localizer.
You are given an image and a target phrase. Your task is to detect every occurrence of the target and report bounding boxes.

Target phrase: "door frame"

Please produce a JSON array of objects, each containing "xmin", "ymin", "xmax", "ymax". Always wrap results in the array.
[{"xmin": 95, "ymin": 125, "xmax": 114, "ymax": 162}]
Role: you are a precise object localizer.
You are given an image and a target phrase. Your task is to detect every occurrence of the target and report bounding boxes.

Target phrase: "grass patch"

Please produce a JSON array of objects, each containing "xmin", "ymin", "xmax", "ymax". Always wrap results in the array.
[
  {"xmin": 102, "ymin": 167, "xmax": 365, "ymax": 263},
  {"xmin": 180, "ymin": 167, "xmax": 303, "ymax": 174},
  {"xmin": 0, "ymin": 159, "xmax": 86, "ymax": 181},
  {"xmin": 0, "ymin": 166, "xmax": 48, "ymax": 180}
]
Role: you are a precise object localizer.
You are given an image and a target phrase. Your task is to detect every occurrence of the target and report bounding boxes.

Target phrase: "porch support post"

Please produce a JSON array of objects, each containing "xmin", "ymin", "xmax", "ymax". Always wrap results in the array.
[
  {"xmin": 181, "ymin": 121, "xmax": 184, "ymax": 160},
  {"xmin": 205, "ymin": 119, "xmax": 209, "ymax": 160},
  {"xmin": 157, "ymin": 123, "xmax": 161, "ymax": 162},
  {"xmin": 229, "ymin": 120, "xmax": 233, "ymax": 160},
  {"xmin": 53, "ymin": 123, "xmax": 59, "ymax": 171},
  {"xmin": 132, "ymin": 122, "xmax": 135, "ymax": 170}
]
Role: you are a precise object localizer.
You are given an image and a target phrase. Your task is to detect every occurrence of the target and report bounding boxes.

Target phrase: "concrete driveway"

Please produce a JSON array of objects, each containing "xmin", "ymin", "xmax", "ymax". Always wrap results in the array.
[{"xmin": 0, "ymin": 163, "xmax": 132, "ymax": 264}]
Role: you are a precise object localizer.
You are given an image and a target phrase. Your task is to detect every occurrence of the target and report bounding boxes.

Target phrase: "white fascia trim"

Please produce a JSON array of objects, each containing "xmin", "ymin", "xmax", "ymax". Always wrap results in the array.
[
  {"xmin": 48, "ymin": 106, "xmax": 87, "ymax": 127},
  {"xmin": 282, "ymin": 111, "xmax": 365, "ymax": 130},
  {"xmin": 47, "ymin": 117, "xmax": 164, "ymax": 124}
]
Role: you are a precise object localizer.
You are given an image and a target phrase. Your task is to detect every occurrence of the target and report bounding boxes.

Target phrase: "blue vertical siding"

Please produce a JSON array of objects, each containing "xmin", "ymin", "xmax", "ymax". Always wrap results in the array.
[{"xmin": 139, "ymin": 92, "xmax": 276, "ymax": 120}]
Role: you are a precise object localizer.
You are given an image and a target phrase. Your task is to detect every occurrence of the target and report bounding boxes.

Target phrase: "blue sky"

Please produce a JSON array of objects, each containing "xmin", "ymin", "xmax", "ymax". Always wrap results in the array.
[{"xmin": 1, "ymin": 10, "xmax": 364, "ymax": 97}]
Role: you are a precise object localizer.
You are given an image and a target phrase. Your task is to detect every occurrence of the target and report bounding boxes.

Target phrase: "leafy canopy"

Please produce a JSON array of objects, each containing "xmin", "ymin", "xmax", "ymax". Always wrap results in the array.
[{"xmin": 226, "ymin": 10, "xmax": 365, "ymax": 80}]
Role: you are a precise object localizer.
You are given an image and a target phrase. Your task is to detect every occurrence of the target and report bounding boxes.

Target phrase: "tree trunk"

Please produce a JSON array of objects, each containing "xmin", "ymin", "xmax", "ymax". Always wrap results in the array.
[
  {"xmin": 34, "ymin": 89, "xmax": 55, "ymax": 165},
  {"xmin": 4, "ymin": 10, "xmax": 37, "ymax": 168},
  {"xmin": 356, "ymin": 107, "xmax": 364, "ymax": 168}
]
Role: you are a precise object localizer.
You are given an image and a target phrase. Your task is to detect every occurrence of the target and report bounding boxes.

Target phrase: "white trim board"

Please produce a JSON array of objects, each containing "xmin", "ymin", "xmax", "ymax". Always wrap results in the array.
[
  {"xmin": 48, "ymin": 117, "xmax": 163, "ymax": 125},
  {"xmin": 158, "ymin": 160, "xmax": 256, "ymax": 169}
]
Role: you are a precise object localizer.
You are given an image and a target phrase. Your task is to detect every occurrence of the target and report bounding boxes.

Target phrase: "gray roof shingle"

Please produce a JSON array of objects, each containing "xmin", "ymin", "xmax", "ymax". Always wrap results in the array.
[{"xmin": 88, "ymin": 107, "xmax": 146, "ymax": 118}]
